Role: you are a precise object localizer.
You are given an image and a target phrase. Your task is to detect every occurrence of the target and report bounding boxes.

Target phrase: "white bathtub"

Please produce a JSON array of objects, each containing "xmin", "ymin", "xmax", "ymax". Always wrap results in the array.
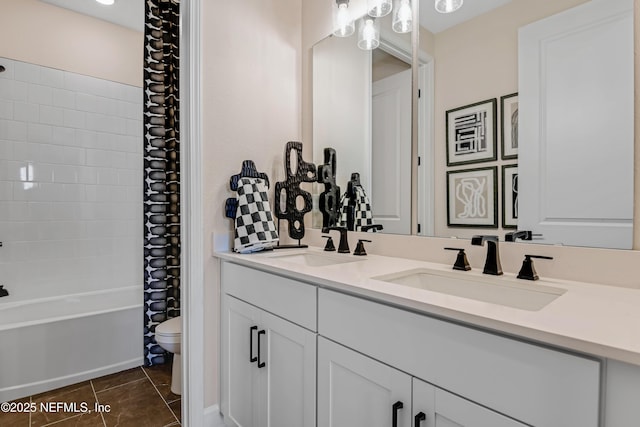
[{"xmin": 0, "ymin": 286, "xmax": 144, "ymax": 403}]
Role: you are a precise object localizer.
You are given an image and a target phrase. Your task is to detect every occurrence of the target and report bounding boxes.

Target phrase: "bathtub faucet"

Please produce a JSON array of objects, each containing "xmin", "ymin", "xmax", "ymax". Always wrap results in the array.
[{"xmin": 0, "ymin": 285, "xmax": 8, "ymax": 297}]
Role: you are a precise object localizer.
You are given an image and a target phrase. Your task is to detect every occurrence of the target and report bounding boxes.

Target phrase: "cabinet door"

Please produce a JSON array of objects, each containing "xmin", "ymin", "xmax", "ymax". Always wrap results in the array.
[
  {"xmin": 221, "ymin": 296, "xmax": 262, "ymax": 427},
  {"xmin": 318, "ymin": 337, "xmax": 411, "ymax": 427},
  {"xmin": 413, "ymin": 378, "xmax": 527, "ymax": 427},
  {"xmin": 259, "ymin": 310, "xmax": 316, "ymax": 427}
]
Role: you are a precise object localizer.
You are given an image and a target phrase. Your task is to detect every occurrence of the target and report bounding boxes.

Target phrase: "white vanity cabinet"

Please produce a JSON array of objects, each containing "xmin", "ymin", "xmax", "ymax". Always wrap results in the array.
[
  {"xmin": 219, "ymin": 260, "xmax": 604, "ymax": 427},
  {"xmin": 220, "ymin": 263, "xmax": 317, "ymax": 427},
  {"xmin": 318, "ymin": 337, "xmax": 526, "ymax": 427}
]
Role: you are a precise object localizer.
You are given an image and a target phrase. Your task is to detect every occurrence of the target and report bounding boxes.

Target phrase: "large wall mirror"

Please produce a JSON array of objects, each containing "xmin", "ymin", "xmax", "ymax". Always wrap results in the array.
[{"xmin": 311, "ymin": 0, "xmax": 634, "ymax": 250}]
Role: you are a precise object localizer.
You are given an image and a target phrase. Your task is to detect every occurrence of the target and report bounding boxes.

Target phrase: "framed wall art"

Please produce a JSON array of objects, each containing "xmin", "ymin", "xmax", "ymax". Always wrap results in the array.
[
  {"xmin": 502, "ymin": 164, "xmax": 518, "ymax": 228},
  {"xmin": 446, "ymin": 98, "xmax": 497, "ymax": 166},
  {"xmin": 501, "ymin": 93, "xmax": 519, "ymax": 159},
  {"xmin": 447, "ymin": 166, "xmax": 498, "ymax": 228}
]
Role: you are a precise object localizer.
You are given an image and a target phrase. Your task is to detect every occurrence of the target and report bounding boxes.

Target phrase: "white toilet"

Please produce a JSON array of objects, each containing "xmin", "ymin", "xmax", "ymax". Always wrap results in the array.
[{"xmin": 155, "ymin": 316, "xmax": 182, "ymax": 395}]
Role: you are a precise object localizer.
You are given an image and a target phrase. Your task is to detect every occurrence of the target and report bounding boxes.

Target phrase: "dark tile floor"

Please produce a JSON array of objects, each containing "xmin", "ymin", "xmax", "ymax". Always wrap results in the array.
[{"xmin": 0, "ymin": 364, "xmax": 181, "ymax": 427}]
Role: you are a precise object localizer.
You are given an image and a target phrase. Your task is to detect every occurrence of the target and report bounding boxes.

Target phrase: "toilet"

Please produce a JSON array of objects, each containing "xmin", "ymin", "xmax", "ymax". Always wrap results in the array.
[{"xmin": 155, "ymin": 316, "xmax": 182, "ymax": 395}]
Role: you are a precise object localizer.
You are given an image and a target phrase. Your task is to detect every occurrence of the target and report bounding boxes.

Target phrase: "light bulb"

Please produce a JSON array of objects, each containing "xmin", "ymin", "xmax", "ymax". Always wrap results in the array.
[
  {"xmin": 95, "ymin": 0, "xmax": 115, "ymax": 5},
  {"xmin": 392, "ymin": 0, "xmax": 412, "ymax": 34},
  {"xmin": 333, "ymin": 1, "xmax": 355, "ymax": 37},
  {"xmin": 368, "ymin": 0, "xmax": 392, "ymax": 17},
  {"xmin": 435, "ymin": 0, "xmax": 463, "ymax": 14},
  {"xmin": 358, "ymin": 18, "xmax": 380, "ymax": 50}
]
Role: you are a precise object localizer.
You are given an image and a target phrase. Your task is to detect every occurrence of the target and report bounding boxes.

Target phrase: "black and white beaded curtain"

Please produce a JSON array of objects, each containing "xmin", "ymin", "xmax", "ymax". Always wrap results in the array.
[{"xmin": 143, "ymin": 0, "xmax": 181, "ymax": 367}]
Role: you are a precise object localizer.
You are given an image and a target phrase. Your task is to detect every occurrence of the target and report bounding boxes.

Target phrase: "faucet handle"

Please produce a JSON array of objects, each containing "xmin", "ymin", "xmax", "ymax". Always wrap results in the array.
[
  {"xmin": 518, "ymin": 255, "xmax": 554, "ymax": 281},
  {"xmin": 353, "ymin": 239, "xmax": 372, "ymax": 256},
  {"xmin": 322, "ymin": 235, "xmax": 336, "ymax": 252},
  {"xmin": 444, "ymin": 247, "xmax": 471, "ymax": 271}
]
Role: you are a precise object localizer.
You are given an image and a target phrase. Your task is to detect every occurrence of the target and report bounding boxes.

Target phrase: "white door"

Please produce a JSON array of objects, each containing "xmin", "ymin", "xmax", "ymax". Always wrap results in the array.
[
  {"xmin": 260, "ymin": 310, "xmax": 316, "ymax": 427},
  {"xmin": 413, "ymin": 378, "xmax": 527, "ymax": 427},
  {"xmin": 317, "ymin": 337, "xmax": 411, "ymax": 427},
  {"xmin": 221, "ymin": 296, "xmax": 262, "ymax": 427},
  {"xmin": 518, "ymin": 0, "xmax": 634, "ymax": 249},
  {"xmin": 372, "ymin": 68, "xmax": 412, "ymax": 235}
]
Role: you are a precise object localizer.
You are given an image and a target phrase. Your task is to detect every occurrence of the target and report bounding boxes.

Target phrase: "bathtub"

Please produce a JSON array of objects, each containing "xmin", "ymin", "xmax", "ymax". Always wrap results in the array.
[{"xmin": 0, "ymin": 286, "xmax": 143, "ymax": 403}]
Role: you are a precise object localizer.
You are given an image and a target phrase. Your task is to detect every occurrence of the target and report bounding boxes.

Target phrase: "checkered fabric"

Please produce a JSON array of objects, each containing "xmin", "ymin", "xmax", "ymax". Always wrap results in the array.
[
  {"xmin": 339, "ymin": 185, "xmax": 374, "ymax": 231},
  {"xmin": 234, "ymin": 177, "xmax": 279, "ymax": 253}
]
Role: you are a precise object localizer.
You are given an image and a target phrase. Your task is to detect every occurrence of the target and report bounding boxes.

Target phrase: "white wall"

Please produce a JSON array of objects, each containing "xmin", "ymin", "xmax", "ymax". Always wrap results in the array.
[
  {"xmin": 201, "ymin": 0, "xmax": 303, "ymax": 407},
  {"xmin": 0, "ymin": 58, "xmax": 143, "ymax": 301}
]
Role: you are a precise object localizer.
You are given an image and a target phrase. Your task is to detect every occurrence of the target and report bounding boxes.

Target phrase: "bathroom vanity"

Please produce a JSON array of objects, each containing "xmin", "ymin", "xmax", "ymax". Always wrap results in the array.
[{"xmin": 216, "ymin": 248, "xmax": 640, "ymax": 427}]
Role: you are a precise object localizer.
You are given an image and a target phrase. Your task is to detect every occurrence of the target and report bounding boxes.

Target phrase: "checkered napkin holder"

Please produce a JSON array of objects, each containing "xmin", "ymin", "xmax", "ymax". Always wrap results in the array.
[{"xmin": 233, "ymin": 177, "xmax": 279, "ymax": 253}]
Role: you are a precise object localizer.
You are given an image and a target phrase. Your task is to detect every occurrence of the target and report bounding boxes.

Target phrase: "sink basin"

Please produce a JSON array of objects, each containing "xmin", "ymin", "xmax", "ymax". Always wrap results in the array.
[
  {"xmin": 267, "ymin": 252, "xmax": 363, "ymax": 267},
  {"xmin": 372, "ymin": 269, "xmax": 566, "ymax": 311}
]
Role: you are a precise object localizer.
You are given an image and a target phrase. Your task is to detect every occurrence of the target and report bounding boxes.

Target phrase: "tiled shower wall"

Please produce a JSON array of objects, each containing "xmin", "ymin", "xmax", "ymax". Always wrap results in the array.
[{"xmin": 0, "ymin": 58, "xmax": 143, "ymax": 301}]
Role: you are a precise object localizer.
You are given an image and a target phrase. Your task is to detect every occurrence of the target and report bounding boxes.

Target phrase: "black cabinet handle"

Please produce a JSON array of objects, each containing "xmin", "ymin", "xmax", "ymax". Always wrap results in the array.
[
  {"xmin": 257, "ymin": 329, "xmax": 266, "ymax": 368},
  {"xmin": 414, "ymin": 412, "xmax": 426, "ymax": 427},
  {"xmin": 392, "ymin": 401, "xmax": 403, "ymax": 427},
  {"xmin": 249, "ymin": 326, "xmax": 258, "ymax": 363}
]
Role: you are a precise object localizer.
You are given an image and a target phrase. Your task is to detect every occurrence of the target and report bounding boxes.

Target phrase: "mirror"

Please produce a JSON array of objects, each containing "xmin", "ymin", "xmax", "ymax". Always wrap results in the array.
[{"xmin": 311, "ymin": 0, "xmax": 635, "ymax": 249}]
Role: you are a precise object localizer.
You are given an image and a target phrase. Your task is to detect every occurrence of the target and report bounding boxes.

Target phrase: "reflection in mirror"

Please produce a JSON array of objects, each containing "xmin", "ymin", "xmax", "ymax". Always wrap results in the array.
[
  {"xmin": 312, "ymin": 0, "xmax": 635, "ymax": 249},
  {"xmin": 312, "ymin": 19, "xmax": 414, "ymax": 235}
]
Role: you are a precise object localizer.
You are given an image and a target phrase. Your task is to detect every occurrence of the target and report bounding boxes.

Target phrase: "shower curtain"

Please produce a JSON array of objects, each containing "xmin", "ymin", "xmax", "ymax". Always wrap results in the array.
[{"xmin": 143, "ymin": 0, "xmax": 181, "ymax": 366}]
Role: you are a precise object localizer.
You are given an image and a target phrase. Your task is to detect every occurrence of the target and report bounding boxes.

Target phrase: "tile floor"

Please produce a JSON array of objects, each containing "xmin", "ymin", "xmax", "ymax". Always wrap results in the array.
[{"xmin": 0, "ymin": 364, "xmax": 181, "ymax": 427}]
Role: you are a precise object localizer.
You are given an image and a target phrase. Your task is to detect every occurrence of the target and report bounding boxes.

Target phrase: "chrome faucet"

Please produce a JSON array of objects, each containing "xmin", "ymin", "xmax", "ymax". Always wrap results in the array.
[
  {"xmin": 322, "ymin": 226, "xmax": 350, "ymax": 253},
  {"xmin": 471, "ymin": 235, "xmax": 503, "ymax": 275}
]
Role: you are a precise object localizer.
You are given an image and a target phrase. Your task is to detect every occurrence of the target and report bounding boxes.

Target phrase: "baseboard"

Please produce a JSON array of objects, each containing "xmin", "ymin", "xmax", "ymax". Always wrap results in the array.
[{"xmin": 204, "ymin": 404, "xmax": 229, "ymax": 427}]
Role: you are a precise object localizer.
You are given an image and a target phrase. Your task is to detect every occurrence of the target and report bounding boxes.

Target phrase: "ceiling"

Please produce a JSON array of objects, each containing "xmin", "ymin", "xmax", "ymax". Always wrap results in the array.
[
  {"xmin": 420, "ymin": 0, "xmax": 514, "ymax": 33},
  {"xmin": 40, "ymin": 0, "xmax": 144, "ymax": 32}
]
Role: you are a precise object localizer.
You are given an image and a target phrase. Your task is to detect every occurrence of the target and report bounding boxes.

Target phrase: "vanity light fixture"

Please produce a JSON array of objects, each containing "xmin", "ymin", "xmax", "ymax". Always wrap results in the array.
[
  {"xmin": 358, "ymin": 17, "xmax": 380, "ymax": 50},
  {"xmin": 95, "ymin": 0, "xmax": 115, "ymax": 5},
  {"xmin": 368, "ymin": 0, "xmax": 392, "ymax": 18},
  {"xmin": 333, "ymin": 0, "xmax": 412, "ymax": 50},
  {"xmin": 435, "ymin": 0, "xmax": 463, "ymax": 14},
  {"xmin": 392, "ymin": 0, "xmax": 413, "ymax": 33},
  {"xmin": 333, "ymin": 0, "xmax": 356, "ymax": 37}
]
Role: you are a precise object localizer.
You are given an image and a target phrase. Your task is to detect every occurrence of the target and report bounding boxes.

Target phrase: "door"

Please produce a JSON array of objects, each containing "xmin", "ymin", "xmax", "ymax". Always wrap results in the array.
[
  {"xmin": 318, "ymin": 337, "xmax": 411, "ymax": 427},
  {"xmin": 413, "ymin": 378, "xmax": 527, "ymax": 427},
  {"xmin": 518, "ymin": 0, "xmax": 634, "ymax": 248},
  {"xmin": 221, "ymin": 295, "xmax": 262, "ymax": 427},
  {"xmin": 372, "ymin": 68, "xmax": 412, "ymax": 235},
  {"xmin": 260, "ymin": 309, "xmax": 316, "ymax": 427}
]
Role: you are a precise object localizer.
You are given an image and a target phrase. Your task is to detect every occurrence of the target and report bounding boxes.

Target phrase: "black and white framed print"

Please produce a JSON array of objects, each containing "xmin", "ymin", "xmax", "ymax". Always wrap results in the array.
[
  {"xmin": 446, "ymin": 98, "xmax": 497, "ymax": 166},
  {"xmin": 501, "ymin": 93, "xmax": 519, "ymax": 159},
  {"xmin": 502, "ymin": 164, "xmax": 518, "ymax": 229},
  {"xmin": 447, "ymin": 166, "xmax": 498, "ymax": 228}
]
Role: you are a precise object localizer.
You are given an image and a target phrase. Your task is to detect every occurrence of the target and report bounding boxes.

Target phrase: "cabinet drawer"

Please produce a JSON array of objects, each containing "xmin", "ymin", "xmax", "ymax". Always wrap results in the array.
[
  {"xmin": 319, "ymin": 289, "xmax": 601, "ymax": 427},
  {"xmin": 222, "ymin": 262, "xmax": 317, "ymax": 331}
]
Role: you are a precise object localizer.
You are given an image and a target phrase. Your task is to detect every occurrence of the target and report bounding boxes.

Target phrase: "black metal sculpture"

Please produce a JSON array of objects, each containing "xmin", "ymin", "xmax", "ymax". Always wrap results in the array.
[
  {"xmin": 316, "ymin": 148, "xmax": 341, "ymax": 229},
  {"xmin": 225, "ymin": 160, "xmax": 270, "ymax": 220},
  {"xmin": 274, "ymin": 141, "xmax": 317, "ymax": 248}
]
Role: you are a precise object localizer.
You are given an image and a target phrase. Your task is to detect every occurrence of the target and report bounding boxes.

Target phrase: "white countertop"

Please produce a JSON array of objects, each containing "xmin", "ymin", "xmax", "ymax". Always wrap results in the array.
[{"xmin": 215, "ymin": 247, "xmax": 640, "ymax": 366}]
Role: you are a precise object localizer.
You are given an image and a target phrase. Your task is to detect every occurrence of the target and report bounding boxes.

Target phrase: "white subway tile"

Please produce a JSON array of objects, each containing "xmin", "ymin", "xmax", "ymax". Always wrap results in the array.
[
  {"xmin": 0, "ymin": 120, "xmax": 27, "ymax": 141},
  {"xmin": 96, "ymin": 168, "xmax": 119, "ymax": 185},
  {"xmin": 0, "ymin": 140, "xmax": 12, "ymax": 158},
  {"xmin": 14, "ymin": 61, "xmax": 39, "ymax": 84},
  {"xmin": 52, "ymin": 88, "xmax": 76, "ymax": 109},
  {"xmin": 27, "ymin": 123, "xmax": 52, "ymax": 143},
  {"xmin": 26, "ymin": 202, "xmax": 53, "ymax": 221},
  {"xmin": 28, "ymin": 84, "xmax": 53, "ymax": 105},
  {"xmin": 51, "ymin": 165, "xmax": 79, "ymax": 183},
  {"xmin": 0, "ymin": 181, "xmax": 13, "ymax": 200},
  {"xmin": 13, "ymin": 102, "xmax": 39, "ymax": 122},
  {"xmin": 50, "ymin": 202, "xmax": 80, "ymax": 221},
  {"xmin": 77, "ymin": 166, "xmax": 97, "ymax": 184},
  {"xmin": 39, "ymin": 105, "xmax": 64, "ymax": 126},
  {"xmin": 0, "ymin": 99, "xmax": 12, "ymax": 119},
  {"xmin": 39, "ymin": 67, "xmax": 64, "ymax": 88},
  {"xmin": 52, "ymin": 126, "xmax": 77, "ymax": 146},
  {"xmin": 86, "ymin": 149, "xmax": 112, "ymax": 167},
  {"xmin": 63, "ymin": 109, "xmax": 86, "ymax": 129}
]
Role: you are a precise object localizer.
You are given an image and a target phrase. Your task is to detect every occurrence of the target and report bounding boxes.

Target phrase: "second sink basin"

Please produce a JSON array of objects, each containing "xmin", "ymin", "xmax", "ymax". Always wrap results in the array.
[
  {"xmin": 372, "ymin": 268, "xmax": 566, "ymax": 311},
  {"xmin": 267, "ymin": 251, "xmax": 363, "ymax": 267}
]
